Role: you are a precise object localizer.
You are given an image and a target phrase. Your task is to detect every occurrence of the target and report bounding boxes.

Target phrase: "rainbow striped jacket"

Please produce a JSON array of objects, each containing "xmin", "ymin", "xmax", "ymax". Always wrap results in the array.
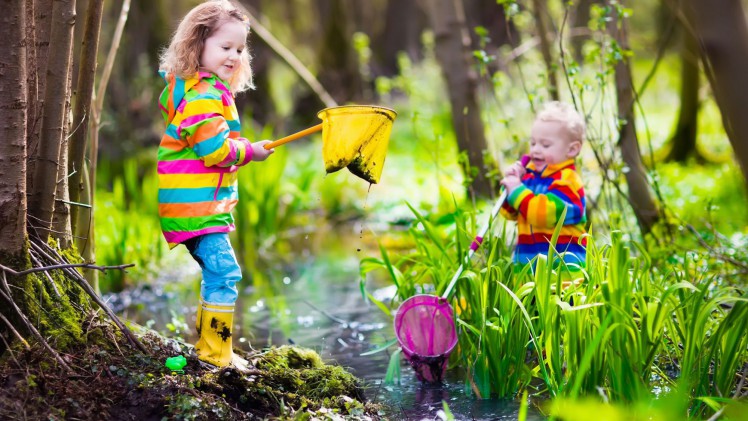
[
  {"xmin": 157, "ymin": 71, "xmax": 253, "ymax": 249},
  {"xmin": 500, "ymin": 159, "xmax": 587, "ymax": 268}
]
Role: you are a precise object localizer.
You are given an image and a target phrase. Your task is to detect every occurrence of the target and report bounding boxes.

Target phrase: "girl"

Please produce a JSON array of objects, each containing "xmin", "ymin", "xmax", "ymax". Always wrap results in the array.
[{"xmin": 157, "ymin": 0, "xmax": 273, "ymax": 369}]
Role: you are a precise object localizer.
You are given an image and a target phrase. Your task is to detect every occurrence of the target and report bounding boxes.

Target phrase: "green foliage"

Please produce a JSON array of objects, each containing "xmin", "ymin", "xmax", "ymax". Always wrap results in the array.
[
  {"xmin": 361, "ymin": 200, "xmax": 747, "ymax": 418},
  {"xmin": 95, "ymin": 160, "xmax": 168, "ymax": 292}
]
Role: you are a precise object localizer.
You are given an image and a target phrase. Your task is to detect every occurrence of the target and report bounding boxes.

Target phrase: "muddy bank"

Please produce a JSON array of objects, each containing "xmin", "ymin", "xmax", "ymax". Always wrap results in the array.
[{"xmin": 0, "ymin": 314, "xmax": 381, "ymax": 420}]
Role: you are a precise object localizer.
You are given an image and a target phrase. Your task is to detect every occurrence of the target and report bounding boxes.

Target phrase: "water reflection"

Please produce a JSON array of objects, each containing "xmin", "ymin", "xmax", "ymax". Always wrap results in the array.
[{"xmin": 107, "ymin": 225, "xmax": 545, "ymax": 420}]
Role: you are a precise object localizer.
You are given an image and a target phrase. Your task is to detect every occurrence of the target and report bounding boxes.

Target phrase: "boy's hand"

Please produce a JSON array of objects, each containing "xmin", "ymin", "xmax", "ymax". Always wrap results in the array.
[
  {"xmin": 504, "ymin": 161, "xmax": 526, "ymax": 179},
  {"xmin": 500, "ymin": 174, "xmax": 522, "ymax": 193},
  {"xmin": 251, "ymin": 140, "xmax": 275, "ymax": 161}
]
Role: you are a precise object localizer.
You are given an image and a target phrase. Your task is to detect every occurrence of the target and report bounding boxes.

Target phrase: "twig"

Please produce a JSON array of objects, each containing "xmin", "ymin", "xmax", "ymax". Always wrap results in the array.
[
  {"xmin": 0, "ymin": 262, "xmax": 134, "ymax": 277},
  {"xmin": 237, "ymin": 5, "xmax": 337, "ymax": 108},
  {"xmin": 36, "ymin": 244, "xmax": 150, "ymax": 354},
  {"xmin": 0, "ymin": 313, "xmax": 30, "ymax": 351},
  {"xmin": 705, "ymin": 407, "xmax": 725, "ymax": 421},
  {"xmin": 684, "ymin": 224, "xmax": 748, "ymax": 271},
  {"xmin": 302, "ymin": 299, "xmax": 348, "ymax": 326},
  {"xmin": 0, "ymin": 272, "xmax": 71, "ymax": 372},
  {"xmin": 0, "ymin": 332, "xmax": 24, "ymax": 372},
  {"xmin": 32, "ymin": 241, "xmax": 149, "ymax": 354},
  {"xmin": 28, "ymin": 251, "xmax": 62, "ymax": 298}
]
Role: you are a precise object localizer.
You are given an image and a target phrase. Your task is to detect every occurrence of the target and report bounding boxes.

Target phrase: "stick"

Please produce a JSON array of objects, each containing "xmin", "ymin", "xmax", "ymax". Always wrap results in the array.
[
  {"xmin": 238, "ymin": 7, "xmax": 337, "ymax": 109},
  {"xmin": 28, "ymin": 241, "xmax": 149, "ymax": 354},
  {"xmin": 265, "ymin": 123, "xmax": 323, "ymax": 149},
  {"xmin": 442, "ymin": 190, "xmax": 508, "ymax": 299},
  {"xmin": 0, "ymin": 273, "xmax": 71, "ymax": 372}
]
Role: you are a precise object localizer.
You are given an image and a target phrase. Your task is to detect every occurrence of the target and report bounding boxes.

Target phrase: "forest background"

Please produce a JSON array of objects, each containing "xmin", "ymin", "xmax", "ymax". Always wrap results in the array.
[{"xmin": 1, "ymin": 0, "xmax": 747, "ymax": 419}]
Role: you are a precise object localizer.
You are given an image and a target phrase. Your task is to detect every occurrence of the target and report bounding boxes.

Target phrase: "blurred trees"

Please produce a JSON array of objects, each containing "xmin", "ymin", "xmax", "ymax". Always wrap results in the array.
[
  {"xmin": 425, "ymin": 0, "xmax": 495, "ymax": 197},
  {"xmin": 607, "ymin": 1, "xmax": 660, "ymax": 234},
  {"xmin": 684, "ymin": 0, "xmax": 748, "ymax": 187},
  {"xmin": 7, "ymin": 0, "xmax": 746, "ymax": 240}
]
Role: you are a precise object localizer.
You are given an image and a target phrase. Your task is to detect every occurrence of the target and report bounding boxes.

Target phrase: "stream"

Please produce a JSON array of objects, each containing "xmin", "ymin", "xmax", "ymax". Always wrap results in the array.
[{"xmin": 107, "ymin": 222, "xmax": 546, "ymax": 420}]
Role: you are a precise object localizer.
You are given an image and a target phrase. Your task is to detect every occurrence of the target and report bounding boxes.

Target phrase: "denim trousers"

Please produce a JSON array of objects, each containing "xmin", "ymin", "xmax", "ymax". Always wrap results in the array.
[{"xmin": 183, "ymin": 233, "xmax": 241, "ymax": 305}]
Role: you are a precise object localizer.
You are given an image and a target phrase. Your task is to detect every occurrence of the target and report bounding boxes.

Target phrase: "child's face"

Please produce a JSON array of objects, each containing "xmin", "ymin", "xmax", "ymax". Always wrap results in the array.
[
  {"xmin": 528, "ymin": 119, "xmax": 581, "ymax": 169},
  {"xmin": 200, "ymin": 19, "xmax": 247, "ymax": 83}
]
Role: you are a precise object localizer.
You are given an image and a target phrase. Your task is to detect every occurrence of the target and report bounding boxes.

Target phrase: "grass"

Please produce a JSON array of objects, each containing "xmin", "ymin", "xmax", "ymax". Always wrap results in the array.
[{"xmin": 361, "ymin": 197, "xmax": 747, "ymax": 417}]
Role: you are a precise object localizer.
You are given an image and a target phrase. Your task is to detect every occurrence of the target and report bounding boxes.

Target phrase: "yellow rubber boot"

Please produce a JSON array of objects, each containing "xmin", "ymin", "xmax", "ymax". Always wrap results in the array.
[{"xmin": 195, "ymin": 301, "xmax": 235, "ymax": 367}]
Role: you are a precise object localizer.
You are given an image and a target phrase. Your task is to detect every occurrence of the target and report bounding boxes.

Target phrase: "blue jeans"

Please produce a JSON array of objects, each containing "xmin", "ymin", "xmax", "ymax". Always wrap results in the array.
[{"xmin": 184, "ymin": 233, "xmax": 241, "ymax": 305}]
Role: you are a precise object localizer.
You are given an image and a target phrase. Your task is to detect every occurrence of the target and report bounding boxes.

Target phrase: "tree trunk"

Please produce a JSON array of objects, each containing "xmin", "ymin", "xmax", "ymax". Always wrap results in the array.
[
  {"xmin": 26, "ymin": 0, "xmax": 52, "ymax": 197},
  {"xmin": 667, "ymin": 27, "xmax": 700, "ymax": 163},
  {"xmin": 29, "ymin": 0, "xmax": 76, "ymax": 242},
  {"xmin": 425, "ymin": 0, "xmax": 496, "ymax": 198},
  {"xmin": 607, "ymin": 1, "xmax": 659, "ymax": 235},
  {"xmin": 531, "ymin": 0, "xmax": 560, "ymax": 100},
  {"xmin": 316, "ymin": 0, "xmax": 363, "ymax": 104},
  {"xmin": 376, "ymin": 0, "xmax": 427, "ymax": 77},
  {"xmin": 0, "ymin": 0, "xmax": 29, "ymax": 257},
  {"xmin": 68, "ymin": 0, "xmax": 103, "ymax": 234},
  {"xmin": 569, "ymin": 0, "xmax": 593, "ymax": 63},
  {"xmin": 684, "ymin": 0, "xmax": 748, "ymax": 186}
]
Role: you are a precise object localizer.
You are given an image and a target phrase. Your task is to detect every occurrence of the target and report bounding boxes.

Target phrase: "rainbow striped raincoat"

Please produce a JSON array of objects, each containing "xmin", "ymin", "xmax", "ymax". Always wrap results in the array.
[
  {"xmin": 500, "ymin": 159, "xmax": 587, "ymax": 268},
  {"xmin": 157, "ymin": 71, "xmax": 253, "ymax": 249}
]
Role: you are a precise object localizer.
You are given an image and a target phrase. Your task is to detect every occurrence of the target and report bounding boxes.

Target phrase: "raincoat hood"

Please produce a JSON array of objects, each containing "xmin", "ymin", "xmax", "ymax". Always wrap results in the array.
[{"xmin": 158, "ymin": 71, "xmax": 214, "ymax": 126}]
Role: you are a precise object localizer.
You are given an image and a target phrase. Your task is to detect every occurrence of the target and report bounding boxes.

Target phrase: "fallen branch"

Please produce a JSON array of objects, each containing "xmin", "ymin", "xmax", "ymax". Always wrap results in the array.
[
  {"xmin": 0, "ymin": 262, "xmax": 134, "ymax": 277},
  {"xmin": 0, "ymin": 272, "xmax": 72, "ymax": 372},
  {"xmin": 237, "ymin": 5, "xmax": 337, "ymax": 109},
  {"xmin": 28, "ymin": 240, "xmax": 149, "ymax": 354}
]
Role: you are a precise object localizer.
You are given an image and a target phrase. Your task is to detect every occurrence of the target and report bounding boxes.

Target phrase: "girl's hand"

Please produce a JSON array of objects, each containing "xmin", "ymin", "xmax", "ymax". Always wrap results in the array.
[
  {"xmin": 251, "ymin": 140, "xmax": 275, "ymax": 161},
  {"xmin": 500, "ymin": 174, "xmax": 522, "ymax": 193}
]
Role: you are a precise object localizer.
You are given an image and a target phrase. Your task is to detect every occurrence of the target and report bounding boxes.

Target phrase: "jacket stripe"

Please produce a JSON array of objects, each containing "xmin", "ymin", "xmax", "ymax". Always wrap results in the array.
[
  {"xmin": 158, "ymin": 200, "xmax": 239, "ymax": 218},
  {"xmin": 158, "ymin": 186, "xmax": 238, "ymax": 204}
]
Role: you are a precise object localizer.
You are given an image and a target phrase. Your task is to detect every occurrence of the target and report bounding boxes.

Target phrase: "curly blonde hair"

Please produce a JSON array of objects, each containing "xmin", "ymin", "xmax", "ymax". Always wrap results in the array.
[
  {"xmin": 159, "ymin": 0, "xmax": 254, "ymax": 93},
  {"xmin": 536, "ymin": 101, "xmax": 586, "ymax": 144}
]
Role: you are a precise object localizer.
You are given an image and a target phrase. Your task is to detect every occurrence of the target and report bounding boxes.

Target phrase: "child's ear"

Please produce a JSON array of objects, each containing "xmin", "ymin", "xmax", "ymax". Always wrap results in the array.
[{"xmin": 567, "ymin": 141, "xmax": 582, "ymax": 158}]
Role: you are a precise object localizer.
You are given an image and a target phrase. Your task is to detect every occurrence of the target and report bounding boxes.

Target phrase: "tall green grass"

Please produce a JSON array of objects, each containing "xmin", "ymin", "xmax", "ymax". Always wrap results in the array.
[
  {"xmin": 96, "ymin": 159, "xmax": 167, "ymax": 291},
  {"xmin": 362, "ymin": 200, "xmax": 748, "ymax": 418}
]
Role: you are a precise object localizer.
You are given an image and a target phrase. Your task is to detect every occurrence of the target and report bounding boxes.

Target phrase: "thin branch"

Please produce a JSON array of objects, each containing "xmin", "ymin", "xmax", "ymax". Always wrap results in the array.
[
  {"xmin": 93, "ymin": 0, "xmax": 130, "ymax": 121},
  {"xmin": 0, "ymin": 273, "xmax": 71, "ymax": 372},
  {"xmin": 237, "ymin": 5, "xmax": 337, "ymax": 108},
  {"xmin": 0, "ymin": 262, "xmax": 133, "ymax": 277},
  {"xmin": 31, "ymin": 241, "xmax": 149, "ymax": 354},
  {"xmin": 28, "ymin": 251, "xmax": 62, "ymax": 298},
  {"xmin": 0, "ymin": 313, "xmax": 31, "ymax": 351}
]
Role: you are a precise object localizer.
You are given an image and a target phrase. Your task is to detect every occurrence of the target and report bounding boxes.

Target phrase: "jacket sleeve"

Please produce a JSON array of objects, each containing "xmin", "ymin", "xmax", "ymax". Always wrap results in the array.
[
  {"xmin": 500, "ymin": 200, "xmax": 519, "ymax": 221},
  {"xmin": 176, "ymin": 95, "xmax": 253, "ymax": 168},
  {"xmin": 506, "ymin": 169, "xmax": 585, "ymax": 228}
]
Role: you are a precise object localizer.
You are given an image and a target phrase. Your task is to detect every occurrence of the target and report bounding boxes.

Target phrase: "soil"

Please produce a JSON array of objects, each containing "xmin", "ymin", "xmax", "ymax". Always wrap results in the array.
[{"xmin": 0, "ymin": 313, "xmax": 382, "ymax": 420}]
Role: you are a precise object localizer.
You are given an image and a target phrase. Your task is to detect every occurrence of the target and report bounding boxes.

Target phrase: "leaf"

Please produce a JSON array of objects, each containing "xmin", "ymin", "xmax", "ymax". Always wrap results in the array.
[{"xmin": 360, "ymin": 338, "xmax": 398, "ymax": 356}]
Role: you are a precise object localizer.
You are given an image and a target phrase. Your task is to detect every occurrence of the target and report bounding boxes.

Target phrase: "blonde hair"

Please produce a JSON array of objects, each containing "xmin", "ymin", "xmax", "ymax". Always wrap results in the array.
[
  {"xmin": 536, "ymin": 101, "xmax": 586, "ymax": 144},
  {"xmin": 159, "ymin": 0, "xmax": 254, "ymax": 93}
]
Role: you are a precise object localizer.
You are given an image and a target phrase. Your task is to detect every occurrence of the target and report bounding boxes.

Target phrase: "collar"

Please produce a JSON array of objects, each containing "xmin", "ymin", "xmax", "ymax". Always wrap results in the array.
[{"xmin": 526, "ymin": 158, "xmax": 576, "ymax": 177}]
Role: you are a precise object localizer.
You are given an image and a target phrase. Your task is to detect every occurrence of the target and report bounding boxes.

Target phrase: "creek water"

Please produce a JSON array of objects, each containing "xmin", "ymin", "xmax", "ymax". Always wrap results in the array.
[{"xmin": 107, "ymin": 222, "xmax": 546, "ymax": 420}]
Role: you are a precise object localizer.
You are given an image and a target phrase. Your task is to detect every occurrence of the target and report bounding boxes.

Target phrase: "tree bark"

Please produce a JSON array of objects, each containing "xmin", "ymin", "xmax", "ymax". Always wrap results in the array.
[
  {"xmin": 26, "ymin": 0, "xmax": 52, "ymax": 197},
  {"xmin": 68, "ymin": 0, "xmax": 103, "ymax": 234},
  {"xmin": 0, "ymin": 0, "xmax": 29, "ymax": 256},
  {"xmin": 569, "ymin": 0, "xmax": 593, "ymax": 63},
  {"xmin": 607, "ymin": 1, "xmax": 659, "ymax": 234},
  {"xmin": 29, "ymin": 0, "xmax": 76, "ymax": 242},
  {"xmin": 376, "ymin": 0, "xmax": 427, "ymax": 77},
  {"xmin": 531, "ymin": 0, "xmax": 560, "ymax": 100},
  {"xmin": 667, "ymin": 27, "xmax": 700, "ymax": 163},
  {"xmin": 424, "ymin": 0, "xmax": 496, "ymax": 198},
  {"xmin": 684, "ymin": 0, "xmax": 748, "ymax": 186},
  {"xmin": 316, "ymin": 0, "xmax": 363, "ymax": 104}
]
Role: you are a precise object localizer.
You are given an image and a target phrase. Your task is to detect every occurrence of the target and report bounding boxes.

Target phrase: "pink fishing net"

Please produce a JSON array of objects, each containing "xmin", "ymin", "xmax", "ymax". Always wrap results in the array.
[{"xmin": 394, "ymin": 294, "xmax": 458, "ymax": 382}]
